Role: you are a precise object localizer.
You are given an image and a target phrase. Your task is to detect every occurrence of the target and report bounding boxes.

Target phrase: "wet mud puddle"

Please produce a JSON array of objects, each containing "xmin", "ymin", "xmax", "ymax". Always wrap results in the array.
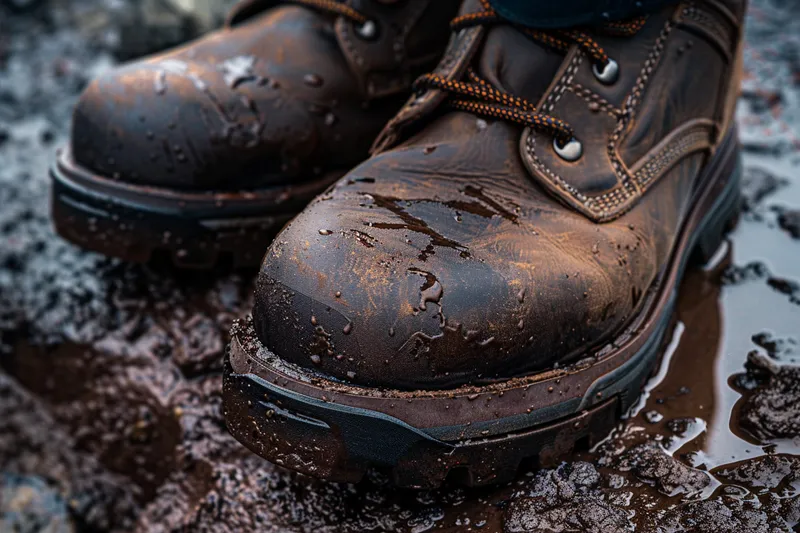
[{"xmin": 1, "ymin": 0, "xmax": 799, "ymax": 531}]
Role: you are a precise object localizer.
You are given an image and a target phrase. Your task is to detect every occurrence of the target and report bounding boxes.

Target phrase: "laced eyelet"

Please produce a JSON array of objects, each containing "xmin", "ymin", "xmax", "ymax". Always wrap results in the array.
[
  {"xmin": 355, "ymin": 20, "xmax": 379, "ymax": 40},
  {"xmin": 553, "ymin": 137, "xmax": 583, "ymax": 162},
  {"xmin": 592, "ymin": 58, "xmax": 620, "ymax": 85}
]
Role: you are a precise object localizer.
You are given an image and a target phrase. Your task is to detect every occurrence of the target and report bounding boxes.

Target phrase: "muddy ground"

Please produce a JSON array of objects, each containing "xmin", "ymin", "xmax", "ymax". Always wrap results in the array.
[{"xmin": 0, "ymin": 0, "xmax": 799, "ymax": 531}]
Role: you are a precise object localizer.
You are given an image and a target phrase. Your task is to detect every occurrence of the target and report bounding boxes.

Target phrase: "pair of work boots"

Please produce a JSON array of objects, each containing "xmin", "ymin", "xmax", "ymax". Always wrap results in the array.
[{"xmin": 52, "ymin": 0, "xmax": 746, "ymax": 487}]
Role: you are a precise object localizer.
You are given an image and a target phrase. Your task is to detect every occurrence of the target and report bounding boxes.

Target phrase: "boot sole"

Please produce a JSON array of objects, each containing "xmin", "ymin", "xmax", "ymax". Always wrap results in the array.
[
  {"xmin": 223, "ymin": 128, "xmax": 742, "ymax": 488},
  {"xmin": 50, "ymin": 148, "xmax": 342, "ymax": 269}
]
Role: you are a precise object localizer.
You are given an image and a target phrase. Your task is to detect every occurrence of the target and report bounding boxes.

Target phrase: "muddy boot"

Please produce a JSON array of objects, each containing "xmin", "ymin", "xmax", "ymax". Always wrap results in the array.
[
  {"xmin": 51, "ymin": 0, "xmax": 461, "ymax": 268},
  {"xmin": 224, "ymin": 0, "xmax": 746, "ymax": 487}
]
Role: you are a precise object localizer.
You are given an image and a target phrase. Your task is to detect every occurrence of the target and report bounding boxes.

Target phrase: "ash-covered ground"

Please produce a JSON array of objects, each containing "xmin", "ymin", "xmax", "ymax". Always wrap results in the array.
[{"xmin": 0, "ymin": 0, "xmax": 799, "ymax": 531}]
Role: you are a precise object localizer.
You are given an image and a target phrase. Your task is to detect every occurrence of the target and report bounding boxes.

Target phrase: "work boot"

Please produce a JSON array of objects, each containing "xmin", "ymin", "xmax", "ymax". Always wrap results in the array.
[
  {"xmin": 51, "ymin": 0, "xmax": 461, "ymax": 268},
  {"xmin": 225, "ymin": 0, "xmax": 746, "ymax": 487}
]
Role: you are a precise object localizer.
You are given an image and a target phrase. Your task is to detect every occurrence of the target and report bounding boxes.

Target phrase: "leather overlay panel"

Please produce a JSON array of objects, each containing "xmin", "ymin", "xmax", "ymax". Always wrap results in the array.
[
  {"xmin": 629, "ymin": 119, "xmax": 716, "ymax": 193},
  {"xmin": 335, "ymin": 0, "xmax": 429, "ymax": 99},
  {"xmin": 568, "ymin": 11, "xmax": 673, "ymax": 109},
  {"xmin": 620, "ymin": 26, "xmax": 725, "ymax": 164},
  {"xmin": 677, "ymin": 1, "xmax": 737, "ymax": 61},
  {"xmin": 520, "ymin": 3, "xmax": 728, "ymax": 222}
]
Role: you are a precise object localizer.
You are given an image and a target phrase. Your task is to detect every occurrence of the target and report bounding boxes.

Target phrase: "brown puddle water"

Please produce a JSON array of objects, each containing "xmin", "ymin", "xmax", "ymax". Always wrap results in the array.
[{"xmin": 1, "ymin": 0, "xmax": 799, "ymax": 531}]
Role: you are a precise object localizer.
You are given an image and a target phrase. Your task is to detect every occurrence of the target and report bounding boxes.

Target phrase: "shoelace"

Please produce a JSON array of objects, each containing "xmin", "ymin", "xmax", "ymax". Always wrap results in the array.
[{"xmin": 413, "ymin": 0, "xmax": 646, "ymax": 157}]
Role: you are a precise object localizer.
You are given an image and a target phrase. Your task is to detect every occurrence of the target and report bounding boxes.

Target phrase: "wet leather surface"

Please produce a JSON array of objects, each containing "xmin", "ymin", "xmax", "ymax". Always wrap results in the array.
[
  {"xmin": 254, "ymin": 0, "xmax": 747, "ymax": 389},
  {"xmin": 0, "ymin": 0, "xmax": 798, "ymax": 529},
  {"xmin": 70, "ymin": 0, "xmax": 460, "ymax": 191}
]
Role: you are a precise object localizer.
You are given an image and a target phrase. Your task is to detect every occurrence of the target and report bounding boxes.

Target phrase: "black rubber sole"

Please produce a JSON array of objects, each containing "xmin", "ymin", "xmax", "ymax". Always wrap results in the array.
[
  {"xmin": 50, "ymin": 149, "xmax": 341, "ymax": 269},
  {"xmin": 223, "ymin": 135, "xmax": 743, "ymax": 489}
]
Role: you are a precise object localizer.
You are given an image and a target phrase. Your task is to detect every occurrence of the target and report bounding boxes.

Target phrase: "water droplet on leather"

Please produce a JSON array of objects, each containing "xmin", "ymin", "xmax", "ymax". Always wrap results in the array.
[
  {"xmin": 310, "ymin": 355, "xmax": 321, "ymax": 365},
  {"xmin": 478, "ymin": 337, "xmax": 495, "ymax": 347},
  {"xmin": 311, "ymin": 316, "xmax": 317, "ymax": 326},
  {"xmin": 343, "ymin": 323, "xmax": 352, "ymax": 335},
  {"xmin": 304, "ymin": 73, "xmax": 323, "ymax": 87},
  {"xmin": 221, "ymin": 55, "xmax": 257, "ymax": 88},
  {"xmin": 154, "ymin": 70, "xmax": 167, "ymax": 95},
  {"xmin": 419, "ymin": 280, "xmax": 442, "ymax": 311},
  {"xmin": 409, "ymin": 269, "xmax": 443, "ymax": 311}
]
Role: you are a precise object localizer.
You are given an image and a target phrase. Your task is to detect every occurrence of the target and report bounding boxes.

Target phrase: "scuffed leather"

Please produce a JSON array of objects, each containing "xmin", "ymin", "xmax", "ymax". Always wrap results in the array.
[
  {"xmin": 254, "ymin": 0, "xmax": 745, "ymax": 389},
  {"xmin": 70, "ymin": 0, "xmax": 460, "ymax": 191}
]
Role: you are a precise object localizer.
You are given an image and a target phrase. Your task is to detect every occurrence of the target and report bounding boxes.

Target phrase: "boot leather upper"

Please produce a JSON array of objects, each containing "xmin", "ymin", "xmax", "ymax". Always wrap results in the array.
[
  {"xmin": 254, "ymin": 0, "xmax": 746, "ymax": 390},
  {"xmin": 69, "ymin": 0, "xmax": 460, "ymax": 191}
]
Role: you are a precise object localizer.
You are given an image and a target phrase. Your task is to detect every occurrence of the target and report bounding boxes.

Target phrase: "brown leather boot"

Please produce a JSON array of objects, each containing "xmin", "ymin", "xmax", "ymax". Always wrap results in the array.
[
  {"xmin": 225, "ymin": 0, "xmax": 745, "ymax": 487},
  {"xmin": 51, "ymin": 0, "xmax": 461, "ymax": 268}
]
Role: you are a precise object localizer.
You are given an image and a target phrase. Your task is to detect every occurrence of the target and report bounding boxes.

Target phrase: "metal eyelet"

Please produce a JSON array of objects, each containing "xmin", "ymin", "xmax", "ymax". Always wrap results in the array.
[
  {"xmin": 592, "ymin": 58, "xmax": 620, "ymax": 85},
  {"xmin": 553, "ymin": 137, "xmax": 583, "ymax": 162},
  {"xmin": 355, "ymin": 20, "xmax": 379, "ymax": 40},
  {"xmin": 412, "ymin": 87, "xmax": 427, "ymax": 105}
]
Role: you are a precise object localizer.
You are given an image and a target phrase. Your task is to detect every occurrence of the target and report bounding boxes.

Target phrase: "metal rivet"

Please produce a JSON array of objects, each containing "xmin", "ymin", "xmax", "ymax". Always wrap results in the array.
[
  {"xmin": 356, "ymin": 20, "xmax": 378, "ymax": 40},
  {"xmin": 592, "ymin": 58, "xmax": 620, "ymax": 85},
  {"xmin": 553, "ymin": 137, "xmax": 583, "ymax": 161}
]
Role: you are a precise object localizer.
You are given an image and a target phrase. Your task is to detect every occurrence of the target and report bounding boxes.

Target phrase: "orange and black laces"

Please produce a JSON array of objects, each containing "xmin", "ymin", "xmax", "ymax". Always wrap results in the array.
[{"xmin": 413, "ymin": 0, "xmax": 647, "ymax": 153}]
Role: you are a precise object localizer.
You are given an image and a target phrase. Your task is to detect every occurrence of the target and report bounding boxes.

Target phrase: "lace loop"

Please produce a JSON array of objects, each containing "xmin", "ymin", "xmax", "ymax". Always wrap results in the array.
[
  {"xmin": 413, "ymin": 69, "xmax": 574, "ymax": 140},
  {"xmin": 417, "ymin": 0, "xmax": 647, "ymax": 147}
]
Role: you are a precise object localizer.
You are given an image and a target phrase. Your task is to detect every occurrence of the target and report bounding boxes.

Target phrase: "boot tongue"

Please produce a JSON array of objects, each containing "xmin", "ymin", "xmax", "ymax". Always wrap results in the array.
[
  {"xmin": 475, "ymin": 24, "xmax": 565, "ymax": 107},
  {"xmin": 370, "ymin": 1, "xmax": 569, "ymax": 153}
]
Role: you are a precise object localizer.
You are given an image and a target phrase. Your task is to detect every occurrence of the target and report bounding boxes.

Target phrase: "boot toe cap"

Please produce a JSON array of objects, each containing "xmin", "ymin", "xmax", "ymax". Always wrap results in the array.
[
  {"xmin": 253, "ymin": 158, "xmax": 642, "ymax": 390},
  {"xmin": 69, "ymin": 59, "xmax": 306, "ymax": 191}
]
